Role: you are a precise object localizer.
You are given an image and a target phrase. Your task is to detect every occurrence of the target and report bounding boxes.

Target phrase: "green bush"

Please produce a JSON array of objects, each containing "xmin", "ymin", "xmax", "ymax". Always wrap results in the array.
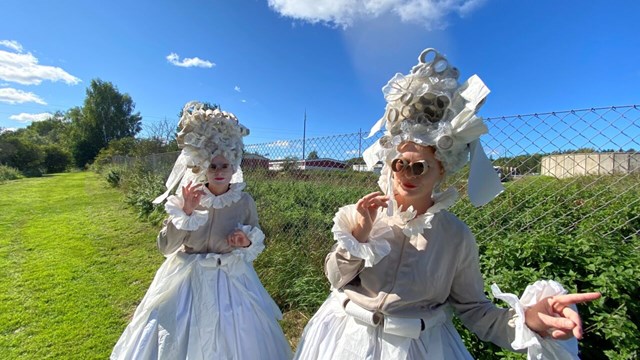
[
  {"xmin": 450, "ymin": 175, "xmax": 640, "ymax": 359},
  {"xmin": 104, "ymin": 164, "xmax": 639, "ymax": 358},
  {"xmin": 0, "ymin": 164, "xmax": 24, "ymax": 182},
  {"xmin": 251, "ymin": 172, "xmax": 639, "ymax": 359},
  {"xmin": 42, "ymin": 145, "xmax": 73, "ymax": 173},
  {"xmin": 95, "ymin": 161, "xmax": 166, "ymax": 225},
  {"xmin": 102, "ymin": 166, "xmax": 123, "ymax": 187},
  {"xmin": 0, "ymin": 135, "xmax": 45, "ymax": 176},
  {"xmin": 120, "ymin": 165, "xmax": 167, "ymax": 226},
  {"xmin": 248, "ymin": 172, "xmax": 374, "ymax": 312}
]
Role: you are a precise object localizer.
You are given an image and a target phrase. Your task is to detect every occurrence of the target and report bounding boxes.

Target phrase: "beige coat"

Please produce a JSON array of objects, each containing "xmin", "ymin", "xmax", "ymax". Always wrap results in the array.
[
  {"xmin": 325, "ymin": 203, "xmax": 518, "ymax": 350},
  {"xmin": 157, "ymin": 187, "xmax": 259, "ymax": 255}
]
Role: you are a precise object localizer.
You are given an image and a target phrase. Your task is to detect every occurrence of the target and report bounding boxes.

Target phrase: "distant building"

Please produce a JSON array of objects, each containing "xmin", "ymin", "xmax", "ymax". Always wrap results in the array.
[
  {"xmin": 269, "ymin": 158, "xmax": 347, "ymax": 171},
  {"xmin": 242, "ymin": 153, "xmax": 269, "ymax": 170},
  {"xmin": 541, "ymin": 152, "xmax": 640, "ymax": 178}
]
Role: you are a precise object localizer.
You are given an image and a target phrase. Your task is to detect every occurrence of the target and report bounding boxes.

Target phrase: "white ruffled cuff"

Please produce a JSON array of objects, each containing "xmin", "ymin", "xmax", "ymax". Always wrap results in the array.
[
  {"xmin": 331, "ymin": 204, "xmax": 392, "ymax": 267},
  {"xmin": 165, "ymin": 195, "xmax": 209, "ymax": 231},
  {"xmin": 491, "ymin": 280, "xmax": 580, "ymax": 360},
  {"xmin": 230, "ymin": 224, "xmax": 265, "ymax": 263}
]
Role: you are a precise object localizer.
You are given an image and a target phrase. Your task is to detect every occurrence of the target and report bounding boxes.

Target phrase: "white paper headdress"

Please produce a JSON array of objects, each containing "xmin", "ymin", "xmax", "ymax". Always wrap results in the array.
[
  {"xmin": 153, "ymin": 101, "xmax": 249, "ymax": 204},
  {"xmin": 363, "ymin": 48, "xmax": 503, "ymax": 207}
]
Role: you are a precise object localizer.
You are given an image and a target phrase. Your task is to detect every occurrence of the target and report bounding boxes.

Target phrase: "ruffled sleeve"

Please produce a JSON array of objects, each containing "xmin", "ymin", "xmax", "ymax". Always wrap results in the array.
[
  {"xmin": 230, "ymin": 224, "xmax": 266, "ymax": 263},
  {"xmin": 331, "ymin": 204, "xmax": 393, "ymax": 267},
  {"xmin": 491, "ymin": 280, "xmax": 580, "ymax": 360},
  {"xmin": 165, "ymin": 195, "xmax": 209, "ymax": 231},
  {"xmin": 325, "ymin": 204, "xmax": 393, "ymax": 290}
]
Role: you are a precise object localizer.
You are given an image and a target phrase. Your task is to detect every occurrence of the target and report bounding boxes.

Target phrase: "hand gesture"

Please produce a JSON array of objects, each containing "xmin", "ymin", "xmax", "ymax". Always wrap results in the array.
[
  {"xmin": 227, "ymin": 229, "xmax": 251, "ymax": 248},
  {"xmin": 352, "ymin": 191, "xmax": 389, "ymax": 243},
  {"xmin": 524, "ymin": 292, "xmax": 601, "ymax": 339},
  {"xmin": 181, "ymin": 181, "xmax": 205, "ymax": 216}
]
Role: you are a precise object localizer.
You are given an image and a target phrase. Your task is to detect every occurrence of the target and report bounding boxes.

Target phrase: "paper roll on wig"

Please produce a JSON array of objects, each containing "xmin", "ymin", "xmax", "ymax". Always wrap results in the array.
[{"xmin": 363, "ymin": 48, "xmax": 504, "ymax": 207}]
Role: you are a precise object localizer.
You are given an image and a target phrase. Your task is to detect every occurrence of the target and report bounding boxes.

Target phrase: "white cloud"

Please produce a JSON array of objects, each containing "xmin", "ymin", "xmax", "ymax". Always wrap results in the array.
[
  {"xmin": 241, "ymin": 99, "xmax": 247, "ymax": 103},
  {"xmin": 0, "ymin": 87, "xmax": 47, "ymax": 105},
  {"xmin": 234, "ymin": 86, "xmax": 241, "ymax": 92},
  {"xmin": 0, "ymin": 40, "xmax": 23, "ymax": 53},
  {"xmin": 0, "ymin": 42, "xmax": 81, "ymax": 85},
  {"xmin": 9, "ymin": 112, "xmax": 53, "ymax": 123},
  {"xmin": 267, "ymin": 0, "xmax": 486, "ymax": 28},
  {"xmin": 1, "ymin": 127, "xmax": 17, "ymax": 133},
  {"xmin": 345, "ymin": 149, "xmax": 359, "ymax": 155},
  {"xmin": 166, "ymin": 53, "xmax": 215, "ymax": 68}
]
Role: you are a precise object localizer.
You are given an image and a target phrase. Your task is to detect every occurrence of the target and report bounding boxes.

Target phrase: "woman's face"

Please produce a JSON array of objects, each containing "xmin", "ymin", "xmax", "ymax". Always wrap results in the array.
[
  {"xmin": 206, "ymin": 155, "xmax": 233, "ymax": 188},
  {"xmin": 392, "ymin": 143, "xmax": 444, "ymax": 203}
]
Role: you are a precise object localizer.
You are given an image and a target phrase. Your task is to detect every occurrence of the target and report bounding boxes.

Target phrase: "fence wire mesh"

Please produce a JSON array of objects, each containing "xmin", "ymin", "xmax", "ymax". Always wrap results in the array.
[{"xmin": 114, "ymin": 105, "xmax": 640, "ymax": 247}]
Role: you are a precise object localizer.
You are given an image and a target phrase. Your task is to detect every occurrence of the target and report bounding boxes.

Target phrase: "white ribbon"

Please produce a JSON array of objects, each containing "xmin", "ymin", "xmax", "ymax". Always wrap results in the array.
[
  {"xmin": 468, "ymin": 139, "xmax": 505, "ymax": 206},
  {"xmin": 153, "ymin": 153, "xmax": 188, "ymax": 204}
]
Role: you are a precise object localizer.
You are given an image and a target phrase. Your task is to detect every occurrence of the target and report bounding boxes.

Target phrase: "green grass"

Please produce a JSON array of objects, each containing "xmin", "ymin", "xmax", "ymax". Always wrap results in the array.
[{"xmin": 0, "ymin": 172, "xmax": 163, "ymax": 359}]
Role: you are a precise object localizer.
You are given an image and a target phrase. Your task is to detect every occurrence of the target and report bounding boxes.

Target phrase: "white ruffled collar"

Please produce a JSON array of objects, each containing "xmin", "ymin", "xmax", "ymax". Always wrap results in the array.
[
  {"xmin": 387, "ymin": 187, "xmax": 459, "ymax": 237},
  {"xmin": 200, "ymin": 182, "xmax": 246, "ymax": 209}
]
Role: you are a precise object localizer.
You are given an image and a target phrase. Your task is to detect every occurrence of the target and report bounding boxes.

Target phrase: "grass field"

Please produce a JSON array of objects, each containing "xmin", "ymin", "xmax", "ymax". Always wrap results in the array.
[{"xmin": 0, "ymin": 172, "xmax": 164, "ymax": 359}]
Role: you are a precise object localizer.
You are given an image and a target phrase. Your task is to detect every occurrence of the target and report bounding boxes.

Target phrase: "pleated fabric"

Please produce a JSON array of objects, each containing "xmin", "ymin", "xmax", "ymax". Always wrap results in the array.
[
  {"xmin": 294, "ymin": 292, "xmax": 473, "ymax": 360},
  {"xmin": 111, "ymin": 252, "xmax": 292, "ymax": 360}
]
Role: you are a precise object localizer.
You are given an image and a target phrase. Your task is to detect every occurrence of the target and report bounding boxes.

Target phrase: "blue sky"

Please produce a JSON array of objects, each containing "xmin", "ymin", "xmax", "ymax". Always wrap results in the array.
[{"xmin": 1, "ymin": 0, "xmax": 639, "ymax": 148}]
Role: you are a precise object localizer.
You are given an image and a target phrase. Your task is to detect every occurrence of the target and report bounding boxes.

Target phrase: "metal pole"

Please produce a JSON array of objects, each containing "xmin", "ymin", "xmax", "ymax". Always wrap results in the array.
[
  {"xmin": 302, "ymin": 110, "xmax": 307, "ymax": 161},
  {"xmin": 358, "ymin": 128, "xmax": 362, "ymax": 159}
]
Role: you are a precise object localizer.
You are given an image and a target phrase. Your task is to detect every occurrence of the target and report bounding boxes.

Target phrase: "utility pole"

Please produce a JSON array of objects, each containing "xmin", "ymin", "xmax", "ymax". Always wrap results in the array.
[
  {"xmin": 358, "ymin": 128, "xmax": 362, "ymax": 159},
  {"xmin": 302, "ymin": 110, "xmax": 307, "ymax": 161}
]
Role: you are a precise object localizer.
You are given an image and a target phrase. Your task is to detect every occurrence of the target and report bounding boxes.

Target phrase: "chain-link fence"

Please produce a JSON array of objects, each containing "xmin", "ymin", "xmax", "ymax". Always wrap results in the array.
[
  {"xmin": 111, "ymin": 105, "xmax": 640, "ymax": 356},
  {"xmin": 114, "ymin": 105, "xmax": 640, "ymax": 246}
]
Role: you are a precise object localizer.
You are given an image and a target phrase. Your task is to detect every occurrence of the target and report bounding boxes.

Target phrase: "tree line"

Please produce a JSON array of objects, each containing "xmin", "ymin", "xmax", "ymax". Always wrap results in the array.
[{"xmin": 0, "ymin": 79, "xmax": 178, "ymax": 177}]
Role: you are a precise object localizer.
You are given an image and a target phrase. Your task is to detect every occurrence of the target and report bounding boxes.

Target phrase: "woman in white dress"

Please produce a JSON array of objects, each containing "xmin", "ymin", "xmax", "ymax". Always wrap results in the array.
[
  {"xmin": 294, "ymin": 49, "xmax": 601, "ymax": 360},
  {"xmin": 111, "ymin": 102, "xmax": 292, "ymax": 360}
]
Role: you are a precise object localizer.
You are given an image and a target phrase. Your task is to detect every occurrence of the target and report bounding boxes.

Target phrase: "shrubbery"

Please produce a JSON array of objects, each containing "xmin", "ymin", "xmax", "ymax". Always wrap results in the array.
[
  {"xmin": 0, "ymin": 165, "xmax": 24, "ymax": 183},
  {"xmin": 254, "ymin": 172, "xmax": 639, "ymax": 359},
  {"xmin": 98, "ymin": 162, "xmax": 166, "ymax": 225},
  {"xmin": 453, "ymin": 175, "xmax": 640, "ymax": 359},
  {"xmin": 42, "ymin": 145, "xmax": 73, "ymax": 173},
  {"xmin": 102, "ymin": 164, "xmax": 639, "ymax": 359}
]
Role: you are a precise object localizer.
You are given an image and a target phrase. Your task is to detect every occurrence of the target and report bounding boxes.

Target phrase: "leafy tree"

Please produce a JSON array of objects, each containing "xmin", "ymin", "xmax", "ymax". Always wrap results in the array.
[
  {"xmin": 0, "ymin": 132, "xmax": 45, "ymax": 176},
  {"xmin": 131, "ymin": 138, "xmax": 171, "ymax": 157},
  {"xmin": 92, "ymin": 137, "xmax": 138, "ymax": 170},
  {"xmin": 0, "ymin": 118, "xmax": 74, "ymax": 176},
  {"xmin": 42, "ymin": 145, "xmax": 72, "ymax": 173},
  {"xmin": 26, "ymin": 112, "xmax": 72, "ymax": 147},
  {"xmin": 71, "ymin": 79, "xmax": 142, "ymax": 166},
  {"xmin": 307, "ymin": 150, "xmax": 319, "ymax": 160}
]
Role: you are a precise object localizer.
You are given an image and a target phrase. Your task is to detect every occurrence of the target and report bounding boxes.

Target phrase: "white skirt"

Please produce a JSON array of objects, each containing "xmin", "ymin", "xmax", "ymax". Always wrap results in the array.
[
  {"xmin": 111, "ymin": 252, "xmax": 292, "ymax": 360},
  {"xmin": 294, "ymin": 292, "xmax": 473, "ymax": 360}
]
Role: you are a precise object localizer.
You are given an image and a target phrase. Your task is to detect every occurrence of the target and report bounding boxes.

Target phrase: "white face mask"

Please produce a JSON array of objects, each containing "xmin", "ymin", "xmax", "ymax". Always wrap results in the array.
[{"xmin": 206, "ymin": 155, "xmax": 233, "ymax": 188}]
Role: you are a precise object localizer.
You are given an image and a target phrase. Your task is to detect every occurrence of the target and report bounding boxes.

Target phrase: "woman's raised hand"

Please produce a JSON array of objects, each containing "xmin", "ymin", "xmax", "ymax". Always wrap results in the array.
[
  {"xmin": 181, "ymin": 181, "xmax": 205, "ymax": 215},
  {"xmin": 352, "ymin": 191, "xmax": 389, "ymax": 243},
  {"xmin": 524, "ymin": 292, "xmax": 601, "ymax": 340},
  {"xmin": 227, "ymin": 229, "xmax": 251, "ymax": 248}
]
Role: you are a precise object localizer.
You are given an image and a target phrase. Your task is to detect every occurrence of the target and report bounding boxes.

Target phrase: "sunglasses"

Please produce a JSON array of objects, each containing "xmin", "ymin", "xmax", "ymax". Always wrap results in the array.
[{"xmin": 391, "ymin": 158, "xmax": 429, "ymax": 176}]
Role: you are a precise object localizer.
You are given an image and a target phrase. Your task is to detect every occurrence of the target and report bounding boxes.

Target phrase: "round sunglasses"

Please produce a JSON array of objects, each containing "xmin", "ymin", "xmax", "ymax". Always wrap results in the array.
[{"xmin": 390, "ymin": 158, "xmax": 430, "ymax": 176}]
